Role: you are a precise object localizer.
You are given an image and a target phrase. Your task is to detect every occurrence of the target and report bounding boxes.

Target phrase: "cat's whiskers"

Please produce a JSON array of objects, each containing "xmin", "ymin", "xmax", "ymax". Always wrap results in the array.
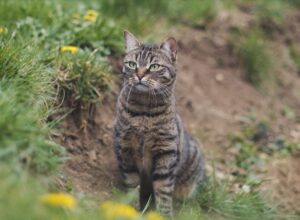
[
  {"xmin": 160, "ymin": 90, "xmax": 170, "ymax": 104},
  {"xmin": 154, "ymin": 83, "xmax": 172, "ymax": 104},
  {"xmin": 146, "ymin": 79, "xmax": 159, "ymax": 107},
  {"xmin": 126, "ymin": 79, "xmax": 134, "ymax": 104},
  {"xmin": 120, "ymin": 82, "xmax": 130, "ymax": 97}
]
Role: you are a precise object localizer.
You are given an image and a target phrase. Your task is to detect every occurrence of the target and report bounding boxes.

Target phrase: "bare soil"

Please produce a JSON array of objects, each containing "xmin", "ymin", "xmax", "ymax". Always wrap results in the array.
[
  {"xmin": 261, "ymin": 156, "xmax": 300, "ymax": 213},
  {"xmin": 56, "ymin": 8, "xmax": 300, "ymax": 213}
]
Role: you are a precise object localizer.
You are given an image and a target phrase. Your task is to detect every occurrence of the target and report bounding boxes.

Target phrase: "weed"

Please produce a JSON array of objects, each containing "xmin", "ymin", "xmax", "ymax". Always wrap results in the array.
[
  {"xmin": 0, "ymin": 40, "xmax": 64, "ymax": 174},
  {"xmin": 231, "ymin": 30, "xmax": 273, "ymax": 87},
  {"xmin": 98, "ymin": 0, "xmax": 219, "ymax": 32},
  {"xmin": 99, "ymin": 0, "xmax": 169, "ymax": 33},
  {"xmin": 229, "ymin": 121, "xmax": 300, "ymax": 175},
  {"xmin": 1, "ymin": 1, "xmax": 121, "ymax": 106},
  {"xmin": 289, "ymin": 43, "xmax": 300, "ymax": 74},
  {"xmin": 255, "ymin": 0, "xmax": 289, "ymax": 25},
  {"xmin": 282, "ymin": 105, "xmax": 296, "ymax": 120},
  {"xmin": 0, "ymin": 167, "xmax": 96, "ymax": 220},
  {"xmin": 168, "ymin": 0, "xmax": 217, "ymax": 26},
  {"xmin": 55, "ymin": 50, "xmax": 113, "ymax": 105},
  {"xmin": 286, "ymin": 0, "xmax": 300, "ymax": 7},
  {"xmin": 177, "ymin": 174, "xmax": 278, "ymax": 220}
]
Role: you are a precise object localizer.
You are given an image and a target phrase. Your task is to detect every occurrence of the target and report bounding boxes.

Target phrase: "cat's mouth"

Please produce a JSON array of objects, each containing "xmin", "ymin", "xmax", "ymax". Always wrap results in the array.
[{"xmin": 134, "ymin": 82, "xmax": 149, "ymax": 92}]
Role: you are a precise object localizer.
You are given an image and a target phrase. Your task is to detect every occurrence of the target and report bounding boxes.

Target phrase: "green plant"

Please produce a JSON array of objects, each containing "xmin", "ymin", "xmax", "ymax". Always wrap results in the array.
[
  {"xmin": 98, "ymin": 0, "xmax": 169, "ymax": 33},
  {"xmin": 282, "ymin": 105, "xmax": 296, "ymax": 120},
  {"xmin": 98, "ymin": 0, "xmax": 219, "ymax": 32},
  {"xmin": 55, "ymin": 50, "xmax": 113, "ymax": 105},
  {"xmin": 0, "ymin": 166, "xmax": 99, "ymax": 220},
  {"xmin": 0, "ymin": 40, "xmax": 64, "ymax": 174},
  {"xmin": 168, "ymin": 0, "xmax": 217, "ymax": 26},
  {"xmin": 286, "ymin": 0, "xmax": 300, "ymax": 7},
  {"xmin": 0, "ymin": 1, "xmax": 122, "ymax": 105},
  {"xmin": 177, "ymin": 174, "xmax": 278, "ymax": 220},
  {"xmin": 229, "ymin": 121, "xmax": 300, "ymax": 175},
  {"xmin": 231, "ymin": 31, "xmax": 273, "ymax": 87},
  {"xmin": 255, "ymin": 0, "xmax": 288, "ymax": 25},
  {"xmin": 0, "ymin": 167, "xmax": 166, "ymax": 220},
  {"xmin": 289, "ymin": 43, "xmax": 300, "ymax": 74}
]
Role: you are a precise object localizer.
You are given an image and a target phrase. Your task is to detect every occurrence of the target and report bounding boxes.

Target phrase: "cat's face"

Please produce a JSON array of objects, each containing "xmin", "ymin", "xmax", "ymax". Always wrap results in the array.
[{"xmin": 122, "ymin": 31, "xmax": 177, "ymax": 93}]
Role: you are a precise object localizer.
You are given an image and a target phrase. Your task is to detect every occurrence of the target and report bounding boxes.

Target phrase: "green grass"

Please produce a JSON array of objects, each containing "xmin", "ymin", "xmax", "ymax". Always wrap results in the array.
[
  {"xmin": 226, "ymin": 0, "xmax": 300, "ymax": 87},
  {"xmin": 110, "ymin": 173, "xmax": 283, "ymax": 220},
  {"xmin": 176, "ymin": 175, "xmax": 278, "ymax": 220},
  {"xmin": 167, "ymin": 0, "xmax": 218, "ymax": 27},
  {"xmin": 98, "ymin": 0, "xmax": 219, "ymax": 31},
  {"xmin": 255, "ymin": 0, "xmax": 289, "ymax": 25},
  {"xmin": 0, "ymin": 166, "xmax": 102, "ymax": 220},
  {"xmin": 0, "ymin": 165, "xmax": 282, "ymax": 220},
  {"xmin": 230, "ymin": 30, "xmax": 273, "ymax": 87},
  {"xmin": 287, "ymin": 0, "xmax": 300, "ymax": 7},
  {"xmin": 55, "ymin": 50, "xmax": 113, "ymax": 105},
  {"xmin": 289, "ymin": 43, "xmax": 300, "ymax": 74},
  {"xmin": 0, "ymin": 0, "xmax": 121, "ymax": 174},
  {"xmin": 229, "ymin": 121, "xmax": 300, "ymax": 174},
  {"xmin": 0, "ymin": 39, "xmax": 64, "ymax": 174}
]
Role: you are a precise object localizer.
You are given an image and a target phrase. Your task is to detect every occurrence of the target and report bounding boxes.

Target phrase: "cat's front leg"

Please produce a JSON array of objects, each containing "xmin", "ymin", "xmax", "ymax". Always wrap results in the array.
[
  {"xmin": 152, "ymin": 147, "xmax": 178, "ymax": 217},
  {"xmin": 114, "ymin": 139, "xmax": 139, "ymax": 188}
]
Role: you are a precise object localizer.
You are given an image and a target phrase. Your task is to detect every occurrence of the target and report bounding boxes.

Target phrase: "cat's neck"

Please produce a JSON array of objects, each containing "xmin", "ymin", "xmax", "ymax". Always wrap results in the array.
[{"xmin": 120, "ymin": 86, "xmax": 175, "ymax": 110}]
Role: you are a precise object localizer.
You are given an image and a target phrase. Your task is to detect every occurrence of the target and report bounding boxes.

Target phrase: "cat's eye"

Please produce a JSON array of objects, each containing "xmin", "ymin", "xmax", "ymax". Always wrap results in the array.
[
  {"xmin": 126, "ymin": 61, "xmax": 137, "ymax": 69},
  {"xmin": 149, "ymin": 64, "xmax": 161, "ymax": 72}
]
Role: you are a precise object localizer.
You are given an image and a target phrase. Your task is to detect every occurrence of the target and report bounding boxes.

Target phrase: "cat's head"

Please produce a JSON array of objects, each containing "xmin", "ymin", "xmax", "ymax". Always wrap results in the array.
[{"xmin": 122, "ymin": 31, "xmax": 177, "ymax": 93}]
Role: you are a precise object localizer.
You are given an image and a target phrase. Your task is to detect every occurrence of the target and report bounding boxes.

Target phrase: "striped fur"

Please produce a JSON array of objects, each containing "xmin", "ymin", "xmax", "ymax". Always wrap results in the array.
[{"xmin": 113, "ymin": 31, "xmax": 205, "ymax": 217}]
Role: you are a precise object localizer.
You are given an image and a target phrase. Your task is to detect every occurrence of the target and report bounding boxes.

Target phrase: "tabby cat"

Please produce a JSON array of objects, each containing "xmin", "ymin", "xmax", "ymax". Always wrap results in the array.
[{"xmin": 113, "ymin": 31, "xmax": 205, "ymax": 217}]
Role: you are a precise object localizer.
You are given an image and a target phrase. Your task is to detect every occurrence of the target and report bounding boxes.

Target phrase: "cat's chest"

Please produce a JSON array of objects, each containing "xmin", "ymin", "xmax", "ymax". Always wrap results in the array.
[
  {"xmin": 120, "ymin": 117, "xmax": 159, "ymax": 151},
  {"xmin": 125, "ymin": 116, "xmax": 156, "ymax": 132}
]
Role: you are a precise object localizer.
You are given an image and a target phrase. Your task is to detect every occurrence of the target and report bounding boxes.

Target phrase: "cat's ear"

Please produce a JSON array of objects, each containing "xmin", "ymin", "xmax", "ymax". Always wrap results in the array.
[
  {"xmin": 124, "ymin": 30, "xmax": 140, "ymax": 52},
  {"xmin": 160, "ymin": 37, "xmax": 177, "ymax": 62}
]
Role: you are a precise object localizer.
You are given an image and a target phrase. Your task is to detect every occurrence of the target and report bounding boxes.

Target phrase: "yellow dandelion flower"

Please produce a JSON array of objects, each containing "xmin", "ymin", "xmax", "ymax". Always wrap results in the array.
[
  {"xmin": 146, "ymin": 211, "xmax": 165, "ymax": 220},
  {"xmin": 101, "ymin": 201, "xmax": 139, "ymax": 219},
  {"xmin": 0, "ymin": 27, "xmax": 8, "ymax": 34},
  {"xmin": 86, "ymin": 10, "xmax": 98, "ymax": 17},
  {"xmin": 40, "ymin": 193, "xmax": 76, "ymax": 209},
  {"xmin": 84, "ymin": 10, "xmax": 98, "ymax": 22},
  {"xmin": 60, "ymin": 46, "xmax": 79, "ymax": 54},
  {"xmin": 84, "ymin": 14, "xmax": 97, "ymax": 22}
]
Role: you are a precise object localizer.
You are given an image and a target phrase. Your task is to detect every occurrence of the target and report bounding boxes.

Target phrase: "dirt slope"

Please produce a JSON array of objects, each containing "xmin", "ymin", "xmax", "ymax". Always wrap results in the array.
[{"xmin": 56, "ymin": 9, "xmax": 300, "ymax": 212}]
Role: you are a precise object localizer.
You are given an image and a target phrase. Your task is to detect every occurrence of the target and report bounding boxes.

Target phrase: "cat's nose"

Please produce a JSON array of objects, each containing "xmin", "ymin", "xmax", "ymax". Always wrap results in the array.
[{"xmin": 136, "ymin": 67, "xmax": 147, "ymax": 80}]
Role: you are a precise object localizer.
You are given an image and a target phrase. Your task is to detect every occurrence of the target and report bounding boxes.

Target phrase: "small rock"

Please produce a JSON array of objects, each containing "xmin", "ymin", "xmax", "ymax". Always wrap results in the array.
[
  {"xmin": 215, "ymin": 73, "xmax": 224, "ymax": 82},
  {"xmin": 185, "ymin": 100, "xmax": 194, "ymax": 112},
  {"xmin": 241, "ymin": 184, "xmax": 251, "ymax": 193},
  {"xmin": 213, "ymin": 37, "xmax": 227, "ymax": 48},
  {"xmin": 290, "ymin": 129, "xmax": 300, "ymax": 141},
  {"xmin": 205, "ymin": 164, "xmax": 213, "ymax": 176},
  {"xmin": 216, "ymin": 171, "xmax": 225, "ymax": 180},
  {"xmin": 88, "ymin": 150, "xmax": 97, "ymax": 161}
]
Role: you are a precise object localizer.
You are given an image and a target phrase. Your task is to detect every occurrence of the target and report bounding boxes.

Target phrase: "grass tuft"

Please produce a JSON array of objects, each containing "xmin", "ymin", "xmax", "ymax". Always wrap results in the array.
[
  {"xmin": 0, "ymin": 39, "xmax": 64, "ymax": 174},
  {"xmin": 177, "ymin": 174, "xmax": 278, "ymax": 220},
  {"xmin": 168, "ymin": 0, "xmax": 217, "ymax": 26},
  {"xmin": 255, "ymin": 0, "xmax": 289, "ymax": 25},
  {"xmin": 289, "ymin": 43, "xmax": 300, "ymax": 74},
  {"xmin": 231, "ymin": 30, "xmax": 273, "ymax": 87},
  {"xmin": 56, "ymin": 50, "xmax": 113, "ymax": 105}
]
